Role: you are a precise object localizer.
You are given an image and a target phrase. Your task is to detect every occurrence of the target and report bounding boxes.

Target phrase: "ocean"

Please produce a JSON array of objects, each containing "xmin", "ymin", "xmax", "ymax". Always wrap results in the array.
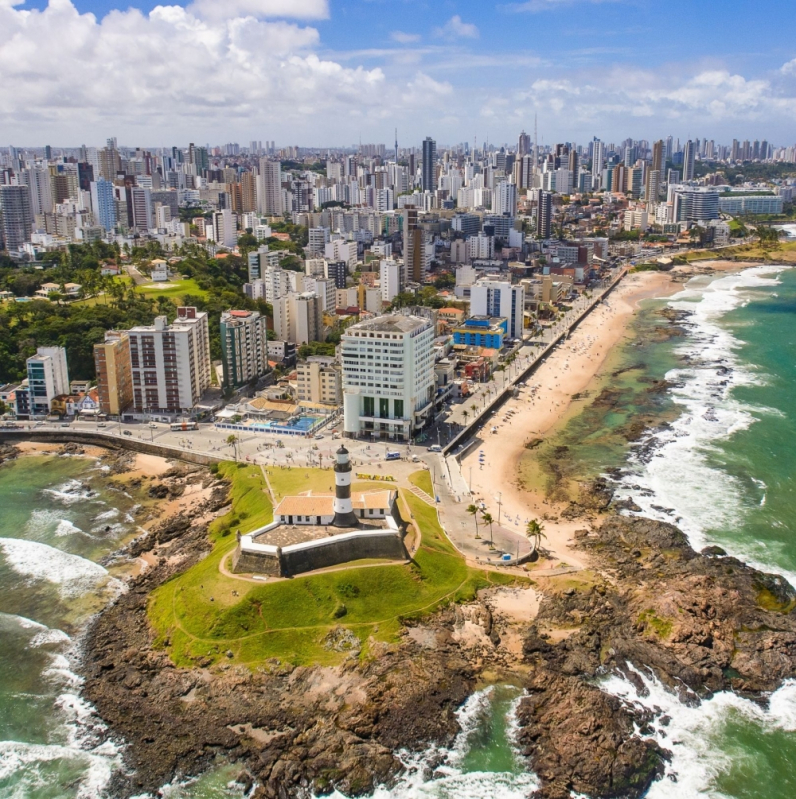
[{"xmin": 4, "ymin": 249, "xmax": 796, "ymax": 797}]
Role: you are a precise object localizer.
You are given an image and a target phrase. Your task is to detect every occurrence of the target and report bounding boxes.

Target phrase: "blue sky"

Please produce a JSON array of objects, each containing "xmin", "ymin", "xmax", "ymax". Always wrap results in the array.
[{"xmin": 4, "ymin": 0, "xmax": 796, "ymax": 147}]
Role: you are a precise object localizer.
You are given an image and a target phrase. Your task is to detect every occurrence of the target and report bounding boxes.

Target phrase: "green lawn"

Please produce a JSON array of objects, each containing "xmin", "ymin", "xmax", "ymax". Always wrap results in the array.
[
  {"xmin": 265, "ymin": 466, "xmax": 388, "ymax": 503},
  {"xmin": 137, "ymin": 277, "xmax": 209, "ymax": 300},
  {"xmin": 408, "ymin": 469, "xmax": 434, "ymax": 497},
  {"xmin": 148, "ymin": 465, "xmax": 520, "ymax": 667}
]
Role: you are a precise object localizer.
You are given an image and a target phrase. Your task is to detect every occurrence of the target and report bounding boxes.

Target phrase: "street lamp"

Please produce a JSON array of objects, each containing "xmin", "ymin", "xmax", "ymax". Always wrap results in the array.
[{"xmin": 497, "ymin": 491, "xmax": 503, "ymax": 525}]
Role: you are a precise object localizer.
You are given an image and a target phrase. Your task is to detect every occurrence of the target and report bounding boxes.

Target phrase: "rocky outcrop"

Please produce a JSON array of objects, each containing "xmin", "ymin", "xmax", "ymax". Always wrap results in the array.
[{"xmin": 81, "ymin": 468, "xmax": 796, "ymax": 798}]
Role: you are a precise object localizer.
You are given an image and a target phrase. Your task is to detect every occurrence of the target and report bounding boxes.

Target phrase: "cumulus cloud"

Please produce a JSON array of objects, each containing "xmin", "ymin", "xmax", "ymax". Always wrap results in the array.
[
  {"xmin": 390, "ymin": 30, "xmax": 421, "ymax": 44},
  {"xmin": 187, "ymin": 0, "xmax": 330, "ymax": 20},
  {"xmin": 0, "ymin": 0, "xmax": 380, "ymax": 142},
  {"xmin": 434, "ymin": 15, "xmax": 479, "ymax": 40}
]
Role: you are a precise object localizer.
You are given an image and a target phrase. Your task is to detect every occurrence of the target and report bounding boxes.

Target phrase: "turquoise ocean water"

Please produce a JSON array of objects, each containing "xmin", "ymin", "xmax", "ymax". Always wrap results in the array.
[{"xmin": 5, "ymin": 246, "xmax": 796, "ymax": 796}]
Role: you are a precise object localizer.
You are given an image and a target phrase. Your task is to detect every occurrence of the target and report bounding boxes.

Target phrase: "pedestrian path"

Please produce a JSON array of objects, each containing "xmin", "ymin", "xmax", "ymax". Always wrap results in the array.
[{"xmin": 408, "ymin": 484, "xmax": 436, "ymax": 506}]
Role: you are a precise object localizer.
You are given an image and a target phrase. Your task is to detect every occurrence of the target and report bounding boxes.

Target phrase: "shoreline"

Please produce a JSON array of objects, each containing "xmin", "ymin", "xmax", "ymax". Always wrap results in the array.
[{"xmin": 461, "ymin": 269, "xmax": 683, "ymax": 569}]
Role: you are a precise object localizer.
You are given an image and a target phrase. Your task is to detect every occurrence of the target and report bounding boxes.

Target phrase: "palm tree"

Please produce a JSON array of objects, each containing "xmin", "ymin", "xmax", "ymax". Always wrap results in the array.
[
  {"xmin": 462, "ymin": 410, "xmax": 469, "ymax": 425},
  {"xmin": 481, "ymin": 511, "xmax": 494, "ymax": 550},
  {"xmin": 226, "ymin": 433, "xmax": 238, "ymax": 460},
  {"xmin": 466, "ymin": 504, "xmax": 481, "ymax": 539},
  {"xmin": 471, "ymin": 403, "xmax": 478, "ymax": 417},
  {"xmin": 526, "ymin": 518, "xmax": 547, "ymax": 562}
]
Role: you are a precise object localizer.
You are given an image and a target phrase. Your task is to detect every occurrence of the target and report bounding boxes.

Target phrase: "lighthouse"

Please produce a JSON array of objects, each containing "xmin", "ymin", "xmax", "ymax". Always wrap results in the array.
[{"xmin": 332, "ymin": 445, "xmax": 359, "ymax": 527}]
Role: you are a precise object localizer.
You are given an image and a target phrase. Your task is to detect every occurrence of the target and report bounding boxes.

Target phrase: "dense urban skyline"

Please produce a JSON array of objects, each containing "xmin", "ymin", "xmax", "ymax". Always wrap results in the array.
[{"xmin": 4, "ymin": 0, "xmax": 796, "ymax": 145}]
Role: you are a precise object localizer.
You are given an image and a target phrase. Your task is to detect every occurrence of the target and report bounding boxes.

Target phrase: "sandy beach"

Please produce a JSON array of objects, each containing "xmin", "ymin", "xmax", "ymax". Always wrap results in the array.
[{"xmin": 460, "ymin": 269, "xmax": 683, "ymax": 570}]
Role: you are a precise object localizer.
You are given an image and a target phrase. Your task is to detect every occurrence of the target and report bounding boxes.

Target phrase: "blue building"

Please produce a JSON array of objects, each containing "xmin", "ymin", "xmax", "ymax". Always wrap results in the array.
[
  {"xmin": 452, "ymin": 316, "xmax": 508, "ymax": 349},
  {"xmin": 90, "ymin": 178, "xmax": 116, "ymax": 232}
]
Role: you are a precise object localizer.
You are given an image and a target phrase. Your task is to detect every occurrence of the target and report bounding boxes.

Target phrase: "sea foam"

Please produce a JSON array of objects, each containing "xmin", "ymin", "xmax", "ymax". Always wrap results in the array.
[
  {"xmin": 0, "ymin": 537, "xmax": 119, "ymax": 598},
  {"xmin": 613, "ymin": 266, "xmax": 796, "ymax": 584},
  {"xmin": 599, "ymin": 664, "xmax": 796, "ymax": 798}
]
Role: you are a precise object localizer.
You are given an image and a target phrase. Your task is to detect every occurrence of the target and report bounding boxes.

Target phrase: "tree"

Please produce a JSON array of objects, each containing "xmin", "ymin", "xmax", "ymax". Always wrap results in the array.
[
  {"xmin": 462, "ymin": 410, "xmax": 469, "ymax": 425},
  {"xmin": 226, "ymin": 433, "xmax": 238, "ymax": 460},
  {"xmin": 481, "ymin": 511, "xmax": 495, "ymax": 550},
  {"xmin": 526, "ymin": 518, "xmax": 546, "ymax": 561},
  {"xmin": 466, "ymin": 504, "xmax": 481, "ymax": 539}
]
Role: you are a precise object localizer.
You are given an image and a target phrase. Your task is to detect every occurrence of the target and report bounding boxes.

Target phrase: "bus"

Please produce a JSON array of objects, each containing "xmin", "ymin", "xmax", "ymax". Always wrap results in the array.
[
  {"xmin": 385, "ymin": 451, "xmax": 401, "ymax": 461},
  {"xmin": 170, "ymin": 421, "xmax": 197, "ymax": 432}
]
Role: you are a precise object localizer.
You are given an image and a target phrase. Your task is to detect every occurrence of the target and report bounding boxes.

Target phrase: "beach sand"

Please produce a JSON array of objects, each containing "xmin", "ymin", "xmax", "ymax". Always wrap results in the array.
[{"xmin": 461, "ymin": 270, "xmax": 681, "ymax": 571}]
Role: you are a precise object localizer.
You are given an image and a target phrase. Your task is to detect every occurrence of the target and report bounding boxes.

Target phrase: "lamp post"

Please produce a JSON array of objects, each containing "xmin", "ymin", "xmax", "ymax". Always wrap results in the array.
[{"xmin": 497, "ymin": 491, "xmax": 503, "ymax": 525}]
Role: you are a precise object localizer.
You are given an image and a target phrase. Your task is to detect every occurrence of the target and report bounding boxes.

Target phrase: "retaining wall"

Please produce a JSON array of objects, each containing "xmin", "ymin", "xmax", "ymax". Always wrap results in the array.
[{"xmin": 0, "ymin": 430, "xmax": 225, "ymax": 467}]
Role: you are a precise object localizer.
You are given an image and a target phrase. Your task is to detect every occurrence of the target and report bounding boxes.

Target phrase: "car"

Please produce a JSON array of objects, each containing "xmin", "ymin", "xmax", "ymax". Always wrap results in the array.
[
  {"xmin": 149, "ymin": 423, "xmax": 158, "ymax": 428},
  {"xmin": 123, "ymin": 430, "xmax": 132, "ymax": 436},
  {"xmin": 428, "ymin": 444, "xmax": 442, "ymax": 452},
  {"xmin": 411, "ymin": 454, "xmax": 420, "ymax": 462},
  {"xmin": 97, "ymin": 423, "xmax": 107, "ymax": 427},
  {"xmin": 314, "ymin": 434, "xmax": 324, "ymax": 440}
]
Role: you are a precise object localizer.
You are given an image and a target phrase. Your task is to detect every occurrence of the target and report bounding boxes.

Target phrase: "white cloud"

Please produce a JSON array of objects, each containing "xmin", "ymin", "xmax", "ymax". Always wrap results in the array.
[
  {"xmin": 434, "ymin": 15, "xmax": 479, "ymax": 40},
  {"xmin": 0, "ymin": 0, "xmax": 381, "ymax": 143},
  {"xmin": 187, "ymin": 0, "xmax": 329, "ymax": 20},
  {"xmin": 390, "ymin": 30, "xmax": 421, "ymax": 44}
]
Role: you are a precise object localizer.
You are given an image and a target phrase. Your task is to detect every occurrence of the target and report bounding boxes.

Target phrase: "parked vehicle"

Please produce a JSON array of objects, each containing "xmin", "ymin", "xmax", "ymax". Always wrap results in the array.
[
  {"xmin": 123, "ymin": 430, "xmax": 132, "ymax": 436},
  {"xmin": 385, "ymin": 451, "xmax": 401, "ymax": 461},
  {"xmin": 428, "ymin": 444, "xmax": 442, "ymax": 452}
]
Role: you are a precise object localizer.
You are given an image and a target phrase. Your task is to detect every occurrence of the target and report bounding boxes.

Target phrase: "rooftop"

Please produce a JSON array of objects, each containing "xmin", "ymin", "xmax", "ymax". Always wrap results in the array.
[{"xmin": 346, "ymin": 314, "xmax": 430, "ymax": 335}]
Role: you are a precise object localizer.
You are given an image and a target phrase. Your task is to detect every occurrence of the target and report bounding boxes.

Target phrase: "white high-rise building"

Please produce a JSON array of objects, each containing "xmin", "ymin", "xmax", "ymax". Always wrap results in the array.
[
  {"xmin": 341, "ymin": 314, "xmax": 435, "ymax": 441},
  {"xmin": 379, "ymin": 258, "xmax": 402, "ymax": 303},
  {"xmin": 591, "ymin": 140, "xmax": 604, "ymax": 189},
  {"xmin": 127, "ymin": 307, "xmax": 211, "ymax": 414},
  {"xmin": 469, "ymin": 279, "xmax": 526, "ymax": 340},
  {"xmin": 257, "ymin": 160, "xmax": 283, "ymax": 216},
  {"xmin": 210, "ymin": 208, "xmax": 237, "ymax": 248},
  {"xmin": 272, "ymin": 292, "xmax": 324, "ymax": 344},
  {"xmin": 303, "ymin": 276, "xmax": 336, "ymax": 312},
  {"xmin": 24, "ymin": 347, "xmax": 69, "ymax": 417},
  {"xmin": 308, "ymin": 227, "xmax": 330, "ymax": 254},
  {"xmin": 493, "ymin": 181, "xmax": 518, "ymax": 216},
  {"xmin": 325, "ymin": 238, "xmax": 357, "ymax": 270},
  {"xmin": 305, "ymin": 258, "xmax": 327, "ymax": 278},
  {"xmin": 24, "ymin": 166, "xmax": 53, "ymax": 216},
  {"xmin": 467, "ymin": 232, "xmax": 494, "ymax": 261}
]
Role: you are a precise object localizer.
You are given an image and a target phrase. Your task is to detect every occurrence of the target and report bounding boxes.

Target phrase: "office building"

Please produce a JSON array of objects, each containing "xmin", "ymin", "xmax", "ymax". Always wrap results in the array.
[
  {"xmin": 128, "ymin": 307, "xmax": 211, "ymax": 414},
  {"xmin": 272, "ymin": 292, "xmax": 324, "ymax": 344},
  {"xmin": 220, "ymin": 310, "xmax": 269, "ymax": 389},
  {"xmin": 469, "ymin": 279, "xmax": 526, "ymax": 340},
  {"xmin": 94, "ymin": 331, "xmax": 133, "ymax": 416},
  {"xmin": 341, "ymin": 314, "xmax": 435, "ymax": 441},
  {"xmin": 421, "ymin": 137, "xmax": 436, "ymax": 193},
  {"xmin": 536, "ymin": 190, "xmax": 552, "ymax": 239},
  {"xmin": 0, "ymin": 185, "xmax": 34, "ymax": 252},
  {"xmin": 297, "ymin": 356, "xmax": 342, "ymax": 406}
]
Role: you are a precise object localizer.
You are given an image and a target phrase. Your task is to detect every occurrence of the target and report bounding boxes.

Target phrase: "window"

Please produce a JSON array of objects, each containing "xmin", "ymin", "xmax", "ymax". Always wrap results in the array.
[
  {"xmin": 380, "ymin": 398, "xmax": 389, "ymax": 419},
  {"xmin": 394, "ymin": 399, "xmax": 404, "ymax": 418},
  {"xmin": 363, "ymin": 396, "xmax": 374, "ymax": 417}
]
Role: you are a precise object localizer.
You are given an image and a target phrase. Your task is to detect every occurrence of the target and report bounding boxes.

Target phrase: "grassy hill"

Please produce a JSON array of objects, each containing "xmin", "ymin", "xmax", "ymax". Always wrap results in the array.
[{"xmin": 148, "ymin": 463, "xmax": 519, "ymax": 667}]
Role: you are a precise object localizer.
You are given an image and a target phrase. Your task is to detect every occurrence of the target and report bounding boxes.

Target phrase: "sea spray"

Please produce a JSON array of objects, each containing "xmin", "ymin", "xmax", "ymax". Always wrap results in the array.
[
  {"xmin": 318, "ymin": 686, "xmax": 537, "ymax": 799},
  {"xmin": 612, "ymin": 266, "xmax": 796, "ymax": 584}
]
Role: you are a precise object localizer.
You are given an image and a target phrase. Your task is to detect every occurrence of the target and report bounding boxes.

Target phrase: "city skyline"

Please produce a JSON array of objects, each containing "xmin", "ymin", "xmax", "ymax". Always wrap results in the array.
[{"xmin": 3, "ymin": 0, "xmax": 796, "ymax": 145}]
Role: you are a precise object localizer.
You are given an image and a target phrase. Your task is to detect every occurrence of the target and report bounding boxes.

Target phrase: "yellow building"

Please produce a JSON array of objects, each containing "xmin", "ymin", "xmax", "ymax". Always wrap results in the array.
[{"xmin": 93, "ymin": 331, "xmax": 133, "ymax": 416}]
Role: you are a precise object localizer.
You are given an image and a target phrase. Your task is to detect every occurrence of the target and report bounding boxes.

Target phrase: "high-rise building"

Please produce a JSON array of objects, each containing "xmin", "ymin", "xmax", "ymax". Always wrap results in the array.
[
  {"xmin": 240, "ymin": 171, "xmax": 257, "ymax": 212},
  {"xmin": 402, "ymin": 205, "xmax": 425, "ymax": 283},
  {"xmin": 23, "ymin": 347, "xmax": 70, "ymax": 418},
  {"xmin": 535, "ymin": 190, "xmax": 552, "ymax": 239},
  {"xmin": 469, "ymin": 279, "xmax": 526, "ymax": 340},
  {"xmin": 128, "ymin": 307, "xmax": 211, "ymax": 414},
  {"xmin": 0, "ymin": 185, "xmax": 34, "ymax": 253},
  {"xmin": 326, "ymin": 260, "xmax": 348, "ymax": 289},
  {"xmin": 94, "ymin": 331, "xmax": 133, "ymax": 416},
  {"xmin": 257, "ymin": 160, "xmax": 283, "ymax": 216},
  {"xmin": 98, "ymin": 146, "xmax": 121, "ymax": 180},
  {"xmin": 219, "ymin": 310, "xmax": 269, "ymax": 389},
  {"xmin": 493, "ymin": 181, "xmax": 518, "ymax": 216},
  {"xmin": 683, "ymin": 140, "xmax": 696, "ymax": 182},
  {"xmin": 591, "ymin": 139, "xmax": 604, "ymax": 188},
  {"xmin": 341, "ymin": 314, "xmax": 435, "ymax": 441},
  {"xmin": 672, "ymin": 187, "xmax": 719, "ymax": 222},
  {"xmin": 421, "ymin": 137, "xmax": 436, "ymax": 193},
  {"xmin": 90, "ymin": 178, "xmax": 117, "ymax": 232},
  {"xmin": 24, "ymin": 166, "xmax": 53, "ymax": 216},
  {"xmin": 128, "ymin": 186, "xmax": 152, "ymax": 231},
  {"xmin": 518, "ymin": 131, "xmax": 531, "ymax": 158},
  {"xmin": 272, "ymin": 292, "xmax": 324, "ymax": 344},
  {"xmin": 380, "ymin": 258, "xmax": 402, "ymax": 303}
]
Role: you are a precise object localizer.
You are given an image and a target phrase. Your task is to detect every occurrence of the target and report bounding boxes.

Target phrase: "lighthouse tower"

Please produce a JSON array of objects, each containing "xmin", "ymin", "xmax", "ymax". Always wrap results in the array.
[{"xmin": 332, "ymin": 445, "xmax": 359, "ymax": 528}]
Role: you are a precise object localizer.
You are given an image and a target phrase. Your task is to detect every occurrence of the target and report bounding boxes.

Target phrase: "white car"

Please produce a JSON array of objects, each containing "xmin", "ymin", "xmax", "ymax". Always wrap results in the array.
[{"xmin": 428, "ymin": 444, "xmax": 442, "ymax": 452}]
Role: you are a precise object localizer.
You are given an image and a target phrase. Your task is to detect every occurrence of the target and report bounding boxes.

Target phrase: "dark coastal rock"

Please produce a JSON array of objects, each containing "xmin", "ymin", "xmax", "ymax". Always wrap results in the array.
[
  {"xmin": 80, "ymin": 463, "xmax": 796, "ymax": 799},
  {"xmin": 0, "ymin": 442, "xmax": 19, "ymax": 464}
]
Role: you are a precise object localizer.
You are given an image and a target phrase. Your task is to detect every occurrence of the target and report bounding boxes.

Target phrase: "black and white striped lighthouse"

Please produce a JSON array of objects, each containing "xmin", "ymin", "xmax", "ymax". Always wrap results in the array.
[{"xmin": 332, "ymin": 445, "xmax": 359, "ymax": 527}]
